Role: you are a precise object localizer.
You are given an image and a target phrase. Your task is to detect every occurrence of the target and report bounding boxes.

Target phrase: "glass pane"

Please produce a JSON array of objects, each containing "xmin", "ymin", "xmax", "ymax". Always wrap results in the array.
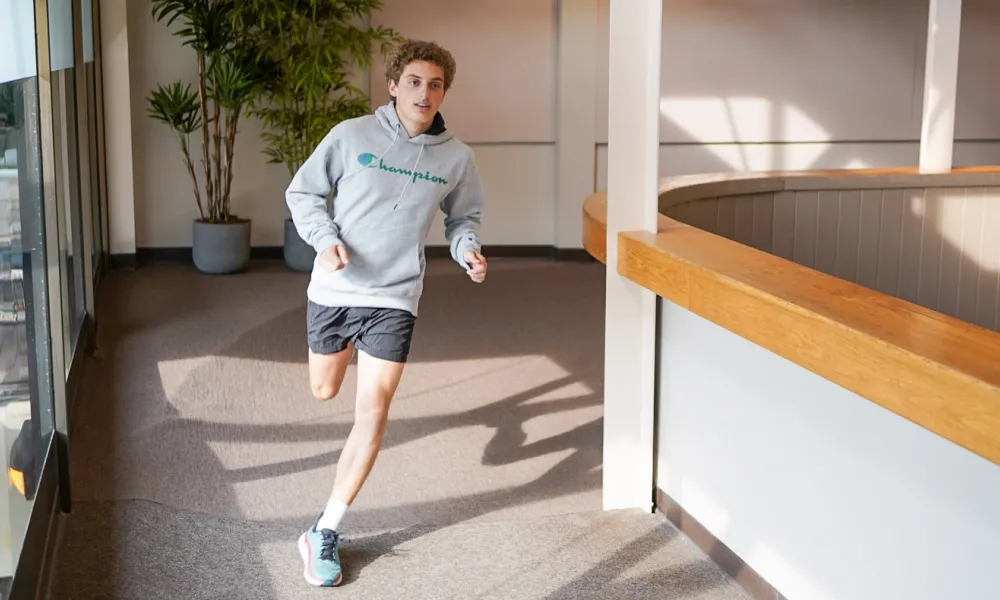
[
  {"xmin": 83, "ymin": 0, "xmax": 103, "ymax": 271},
  {"xmin": 0, "ymin": 0, "xmax": 56, "ymax": 588},
  {"xmin": 48, "ymin": 0, "xmax": 86, "ymax": 363}
]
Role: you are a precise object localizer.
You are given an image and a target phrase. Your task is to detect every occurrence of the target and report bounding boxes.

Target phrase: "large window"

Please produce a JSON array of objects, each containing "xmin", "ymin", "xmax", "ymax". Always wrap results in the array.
[
  {"xmin": 0, "ymin": 0, "xmax": 107, "ymax": 594},
  {"xmin": 49, "ymin": 0, "xmax": 87, "ymax": 364},
  {"xmin": 0, "ymin": 0, "xmax": 58, "ymax": 593}
]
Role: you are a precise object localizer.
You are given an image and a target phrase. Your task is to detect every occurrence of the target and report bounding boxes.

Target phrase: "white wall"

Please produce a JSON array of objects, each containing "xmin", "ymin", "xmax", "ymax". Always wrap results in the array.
[
  {"xmin": 113, "ymin": 0, "xmax": 1000, "ymax": 250},
  {"xmin": 100, "ymin": 0, "xmax": 137, "ymax": 255},
  {"xmin": 594, "ymin": 0, "xmax": 1000, "ymax": 189},
  {"xmin": 122, "ymin": 0, "xmax": 559, "ymax": 249},
  {"xmin": 657, "ymin": 297, "xmax": 1000, "ymax": 600}
]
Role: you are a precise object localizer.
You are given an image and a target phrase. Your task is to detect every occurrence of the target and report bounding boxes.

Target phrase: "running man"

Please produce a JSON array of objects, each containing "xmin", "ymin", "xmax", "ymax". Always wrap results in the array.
[{"xmin": 285, "ymin": 39, "xmax": 487, "ymax": 587}]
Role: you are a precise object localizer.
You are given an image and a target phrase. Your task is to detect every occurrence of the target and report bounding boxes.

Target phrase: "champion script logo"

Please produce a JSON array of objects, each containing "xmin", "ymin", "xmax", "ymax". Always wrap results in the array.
[{"xmin": 358, "ymin": 153, "xmax": 449, "ymax": 185}]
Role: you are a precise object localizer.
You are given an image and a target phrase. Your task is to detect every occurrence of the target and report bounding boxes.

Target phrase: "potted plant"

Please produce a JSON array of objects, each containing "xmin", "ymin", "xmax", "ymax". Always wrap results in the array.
[
  {"xmin": 232, "ymin": 0, "xmax": 402, "ymax": 272},
  {"xmin": 146, "ymin": 0, "xmax": 261, "ymax": 274}
]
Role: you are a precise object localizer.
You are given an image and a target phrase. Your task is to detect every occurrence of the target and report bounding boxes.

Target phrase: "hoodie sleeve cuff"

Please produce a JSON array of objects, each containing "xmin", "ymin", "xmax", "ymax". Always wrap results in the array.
[
  {"xmin": 454, "ymin": 234, "xmax": 481, "ymax": 269},
  {"xmin": 313, "ymin": 232, "xmax": 343, "ymax": 256}
]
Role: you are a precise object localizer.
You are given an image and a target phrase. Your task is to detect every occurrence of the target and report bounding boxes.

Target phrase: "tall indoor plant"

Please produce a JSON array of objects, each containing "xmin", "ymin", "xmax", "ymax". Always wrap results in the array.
[
  {"xmin": 231, "ymin": 0, "xmax": 402, "ymax": 271},
  {"xmin": 146, "ymin": 0, "xmax": 261, "ymax": 274}
]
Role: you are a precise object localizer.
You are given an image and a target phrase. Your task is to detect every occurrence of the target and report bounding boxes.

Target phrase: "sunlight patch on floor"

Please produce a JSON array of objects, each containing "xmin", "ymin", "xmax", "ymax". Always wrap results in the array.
[
  {"xmin": 176, "ymin": 353, "xmax": 602, "ymax": 523},
  {"xmin": 156, "ymin": 356, "xmax": 214, "ymax": 398}
]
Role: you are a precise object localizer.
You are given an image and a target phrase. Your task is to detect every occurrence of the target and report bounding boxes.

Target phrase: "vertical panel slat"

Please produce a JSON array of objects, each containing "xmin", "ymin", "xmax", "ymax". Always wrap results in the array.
[
  {"xmin": 858, "ymin": 190, "xmax": 883, "ymax": 291},
  {"xmin": 936, "ymin": 188, "xmax": 967, "ymax": 318},
  {"xmin": 734, "ymin": 196, "xmax": 754, "ymax": 246},
  {"xmin": 794, "ymin": 191, "xmax": 819, "ymax": 268},
  {"xmin": 957, "ymin": 188, "xmax": 985, "ymax": 325},
  {"xmin": 815, "ymin": 191, "xmax": 840, "ymax": 277},
  {"xmin": 718, "ymin": 197, "xmax": 737, "ymax": 240},
  {"xmin": 877, "ymin": 190, "xmax": 904, "ymax": 296},
  {"xmin": 977, "ymin": 189, "xmax": 1000, "ymax": 330},
  {"xmin": 897, "ymin": 189, "xmax": 924, "ymax": 304},
  {"xmin": 753, "ymin": 194, "xmax": 775, "ymax": 254},
  {"xmin": 837, "ymin": 190, "xmax": 862, "ymax": 283},
  {"xmin": 672, "ymin": 201, "xmax": 692, "ymax": 224},
  {"xmin": 917, "ymin": 188, "xmax": 946, "ymax": 311},
  {"xmin": 685, "ymin": 199, "xmax": 720, "ymax": 234},
  {"xmin": 772, "ymin": 191, "xmax": 795, "ymax": 260}
]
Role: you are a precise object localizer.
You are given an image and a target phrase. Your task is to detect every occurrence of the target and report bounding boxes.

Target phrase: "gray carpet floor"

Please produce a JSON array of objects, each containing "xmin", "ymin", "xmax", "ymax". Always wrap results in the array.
[{"xmin": 47, "ymin": 259, "xmax": 750, "ymax": 600}]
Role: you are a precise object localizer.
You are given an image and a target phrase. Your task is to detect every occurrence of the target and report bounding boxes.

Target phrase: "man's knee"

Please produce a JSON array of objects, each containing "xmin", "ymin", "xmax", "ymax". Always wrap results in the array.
[
  {"xmin": 311, "ymin": 380, "xmax": 342, "ymax": 401},
  {"xmin": 355, "ymin": 396, "xmax": 390, "ymax": 432}
]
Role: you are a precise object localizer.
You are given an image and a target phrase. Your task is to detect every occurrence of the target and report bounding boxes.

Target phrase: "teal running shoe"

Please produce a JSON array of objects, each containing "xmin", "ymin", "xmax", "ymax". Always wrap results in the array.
[{"xmin": 298, "ymin": 517, "xmax": 344, "ymax": 587}]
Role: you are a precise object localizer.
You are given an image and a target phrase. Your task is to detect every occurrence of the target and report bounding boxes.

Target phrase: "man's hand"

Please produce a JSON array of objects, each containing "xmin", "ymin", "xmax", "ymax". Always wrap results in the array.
[
  {"xmin": 465, "ymin": 250, "xmax": 487, "ymax": 283},
  {"xmin": 318, "ymin": 245, "xmax": 350, "ymax": 272}
]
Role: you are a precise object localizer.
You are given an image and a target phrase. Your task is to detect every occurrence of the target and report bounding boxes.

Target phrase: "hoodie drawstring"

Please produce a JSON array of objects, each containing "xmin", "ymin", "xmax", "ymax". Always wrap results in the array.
[
  {"xmin": 393, "ymin": 142, "xmax": 424, "ymax": 210},
  {"xmin": 336, "ymin": 119, "xmax": 426, "ymax": 211}
]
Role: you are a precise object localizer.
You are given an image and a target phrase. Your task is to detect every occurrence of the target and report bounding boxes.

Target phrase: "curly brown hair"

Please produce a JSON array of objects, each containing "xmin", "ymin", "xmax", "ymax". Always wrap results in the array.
[{"xmin": 385, "ymin": 40, "xmax": 457, "ymax": 92}]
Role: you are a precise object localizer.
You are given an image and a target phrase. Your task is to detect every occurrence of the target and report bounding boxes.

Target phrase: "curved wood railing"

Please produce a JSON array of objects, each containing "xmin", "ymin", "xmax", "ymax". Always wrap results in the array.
[{"xmin": 584, "ymin": 167, "xmax": 1000, "ymax": 467}]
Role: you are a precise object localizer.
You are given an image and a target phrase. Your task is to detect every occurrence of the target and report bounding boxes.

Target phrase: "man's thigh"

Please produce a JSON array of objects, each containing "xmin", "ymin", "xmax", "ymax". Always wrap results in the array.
[
  {"xmin": 354, "ymin": 308, "xmax": 417, "ymax": 365},
  {"xmin": 306, "ymin": 302, "xmax": 362, "ymax": 397}
]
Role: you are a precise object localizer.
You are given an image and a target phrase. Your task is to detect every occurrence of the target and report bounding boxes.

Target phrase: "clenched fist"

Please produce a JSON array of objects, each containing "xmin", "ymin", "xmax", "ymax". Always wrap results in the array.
[
  {"xmin": 465, "ymin": 250, "xmax": 487, "ymax": 283},
  {"xmin": 319, "ymin": 245, "xmax": 350, "ymax": 272}
]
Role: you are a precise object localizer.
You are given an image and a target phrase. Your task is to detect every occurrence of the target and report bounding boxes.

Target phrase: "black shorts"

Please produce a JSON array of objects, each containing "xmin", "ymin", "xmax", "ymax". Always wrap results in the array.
[{"xmin": 306, "ymin": 301, "xmax": 416, "ymax": 363}]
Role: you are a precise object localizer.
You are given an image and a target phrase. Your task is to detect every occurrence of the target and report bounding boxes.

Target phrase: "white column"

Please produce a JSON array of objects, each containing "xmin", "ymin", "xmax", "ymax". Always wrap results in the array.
[
  {"xmin": 603, "ymin": 0, "xmax": 661, "ymax": 511},
  {"xmin": 555, "ymin": 0, "xmax": 598, "ymax": 250},
  {"xmin": 99, "ymin": 0, "xmax": 138, "ymax": 256},
  {"xmin": 919, "ymin": 0, "xmax": 962, "ymax": 172}
]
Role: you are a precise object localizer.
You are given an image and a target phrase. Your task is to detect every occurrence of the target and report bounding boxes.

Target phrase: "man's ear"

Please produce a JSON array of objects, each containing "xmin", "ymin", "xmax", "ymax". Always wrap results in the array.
[{"xmin": 387, "ymin": 79, "xmax": 398, "ymax": 99}]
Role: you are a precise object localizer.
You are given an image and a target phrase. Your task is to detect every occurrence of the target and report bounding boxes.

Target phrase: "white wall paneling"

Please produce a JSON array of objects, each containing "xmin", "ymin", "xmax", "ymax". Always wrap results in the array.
[
  {"xmin": 657, "ymin": 297, "xmax": 1000, "ymax": 600},
  {"xmin": 555, "ymin": 0, "xmax": 599, "ymax": 250}
]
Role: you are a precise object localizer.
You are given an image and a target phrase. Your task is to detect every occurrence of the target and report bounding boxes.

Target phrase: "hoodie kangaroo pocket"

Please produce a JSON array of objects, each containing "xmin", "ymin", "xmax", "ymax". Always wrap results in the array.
[{"xmin": 336, "ymin": 225, "xmax": 422, "ymax": 295}]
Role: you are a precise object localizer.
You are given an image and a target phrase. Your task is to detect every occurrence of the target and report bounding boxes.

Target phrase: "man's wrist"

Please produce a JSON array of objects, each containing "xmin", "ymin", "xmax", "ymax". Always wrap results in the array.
[
  {"xmin": 314, "ymin": 234, "xmax": 343, "ymax": 256},
  {"xmin": 457, "ymin": 236, "xmax": 481, "ymax": 267}
]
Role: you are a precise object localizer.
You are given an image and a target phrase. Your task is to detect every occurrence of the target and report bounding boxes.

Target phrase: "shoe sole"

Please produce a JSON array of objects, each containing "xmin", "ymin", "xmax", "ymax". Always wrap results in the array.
[{"xmin": 298, "ymin": 533, "xmax": 344, "ymax": 587}]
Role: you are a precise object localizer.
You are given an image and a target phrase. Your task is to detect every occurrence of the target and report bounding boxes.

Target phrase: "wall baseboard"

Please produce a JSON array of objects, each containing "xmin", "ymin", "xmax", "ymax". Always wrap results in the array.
[
  {"xmin": 656, "ymin": 487, "xmax": 787, "ymax": 600},
  {"xmin": 111, "ymin": 245, "xmax": 596, "ymax": 269}
]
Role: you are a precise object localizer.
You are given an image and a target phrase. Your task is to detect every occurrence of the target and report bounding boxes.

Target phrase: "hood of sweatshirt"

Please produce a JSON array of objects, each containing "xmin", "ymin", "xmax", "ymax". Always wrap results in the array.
[{"xmin": 375, "ymin": 101, "xmax": 454, "ymax": 146}]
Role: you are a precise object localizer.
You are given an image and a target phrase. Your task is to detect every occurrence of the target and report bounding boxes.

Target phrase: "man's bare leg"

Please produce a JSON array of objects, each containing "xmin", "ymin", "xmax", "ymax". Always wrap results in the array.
[
  {"xmin": 330, "ymin": 350, "xmax": 406, "ymax": 506},
  {"xmin": 308, "ymin": 343, "xmax": 354, "ymax": 401}
]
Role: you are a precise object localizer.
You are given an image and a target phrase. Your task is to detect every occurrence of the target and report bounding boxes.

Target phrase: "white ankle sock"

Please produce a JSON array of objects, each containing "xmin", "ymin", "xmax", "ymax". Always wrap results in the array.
[{"xmin": 316, "ymin": 498, "xmax": 349, "ymax": 531}]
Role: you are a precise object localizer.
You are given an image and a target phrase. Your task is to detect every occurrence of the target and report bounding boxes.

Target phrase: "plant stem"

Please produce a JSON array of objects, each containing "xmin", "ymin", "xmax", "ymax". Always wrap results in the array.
[
  {"xmin": 212, "ymin": 80, "xmax": 223, "ymax": 222},
  {"xmin": 197, "ymin": 52, "xmax": 214, "ymax": 222},
  {"xmin": 223, "ymin": 105, "xmax": 241, "ymax": 219},
  {"xmin": 179, "ymin": 134, "xmax": 205, "ymax": 221}
]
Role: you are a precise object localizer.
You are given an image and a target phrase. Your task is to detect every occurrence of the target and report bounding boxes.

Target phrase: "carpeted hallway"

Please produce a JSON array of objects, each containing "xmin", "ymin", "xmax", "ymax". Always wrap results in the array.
[{"xmin": 46, "ymin": 258, "xmax": 750, "ymax": 600}]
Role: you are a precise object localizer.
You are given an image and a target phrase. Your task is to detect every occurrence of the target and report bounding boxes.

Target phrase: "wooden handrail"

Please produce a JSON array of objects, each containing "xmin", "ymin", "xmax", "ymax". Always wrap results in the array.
[{"xmin": 584, "ymin": 167, "xmax": 1000, "ymax": 467}]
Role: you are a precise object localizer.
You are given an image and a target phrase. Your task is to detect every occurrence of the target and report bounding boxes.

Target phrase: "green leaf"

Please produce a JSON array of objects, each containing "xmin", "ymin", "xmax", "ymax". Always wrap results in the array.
[
  {"xmin": 226, "ymin": 0, "xmax": 402, "ymax": 174},
  {"xmin": 146, "ymin": 81, "xmax": 202, "ymax": 134}
]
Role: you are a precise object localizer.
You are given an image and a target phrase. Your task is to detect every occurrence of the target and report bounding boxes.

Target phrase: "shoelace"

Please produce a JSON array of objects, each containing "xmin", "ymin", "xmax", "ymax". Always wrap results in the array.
[{"xmin": 319, "ymin": 529, "xmax": 341, "ymax": 562}]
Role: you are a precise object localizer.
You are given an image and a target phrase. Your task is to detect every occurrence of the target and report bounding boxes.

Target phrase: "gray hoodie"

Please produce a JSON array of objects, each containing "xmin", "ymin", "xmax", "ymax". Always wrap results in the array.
[{"xmin": 286, "ymin": 101, "xmax": 484, "ymax": 316}]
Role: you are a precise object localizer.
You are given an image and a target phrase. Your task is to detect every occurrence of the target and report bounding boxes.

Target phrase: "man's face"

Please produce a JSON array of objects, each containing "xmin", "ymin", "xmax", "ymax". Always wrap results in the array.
[{"xmin": 388, "ymin": 60, "xmax": 446, "ymax": 132}]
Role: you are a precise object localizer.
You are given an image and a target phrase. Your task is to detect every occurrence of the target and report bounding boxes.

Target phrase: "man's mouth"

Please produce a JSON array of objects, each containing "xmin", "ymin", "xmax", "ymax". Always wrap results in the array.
[{"xmin": 415, "ymin": 102, "xmax": 430, "ymax": 109}]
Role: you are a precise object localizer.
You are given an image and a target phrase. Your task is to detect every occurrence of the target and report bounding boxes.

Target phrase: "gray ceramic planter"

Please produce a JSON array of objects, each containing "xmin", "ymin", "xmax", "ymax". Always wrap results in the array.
[
  {"xmin": 284, "ymin": 218, "xmax": 316, "ymax": 272},
  {"xmin": 192, "ymin": 219, "xmax": 251, "ymax": 274}
]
